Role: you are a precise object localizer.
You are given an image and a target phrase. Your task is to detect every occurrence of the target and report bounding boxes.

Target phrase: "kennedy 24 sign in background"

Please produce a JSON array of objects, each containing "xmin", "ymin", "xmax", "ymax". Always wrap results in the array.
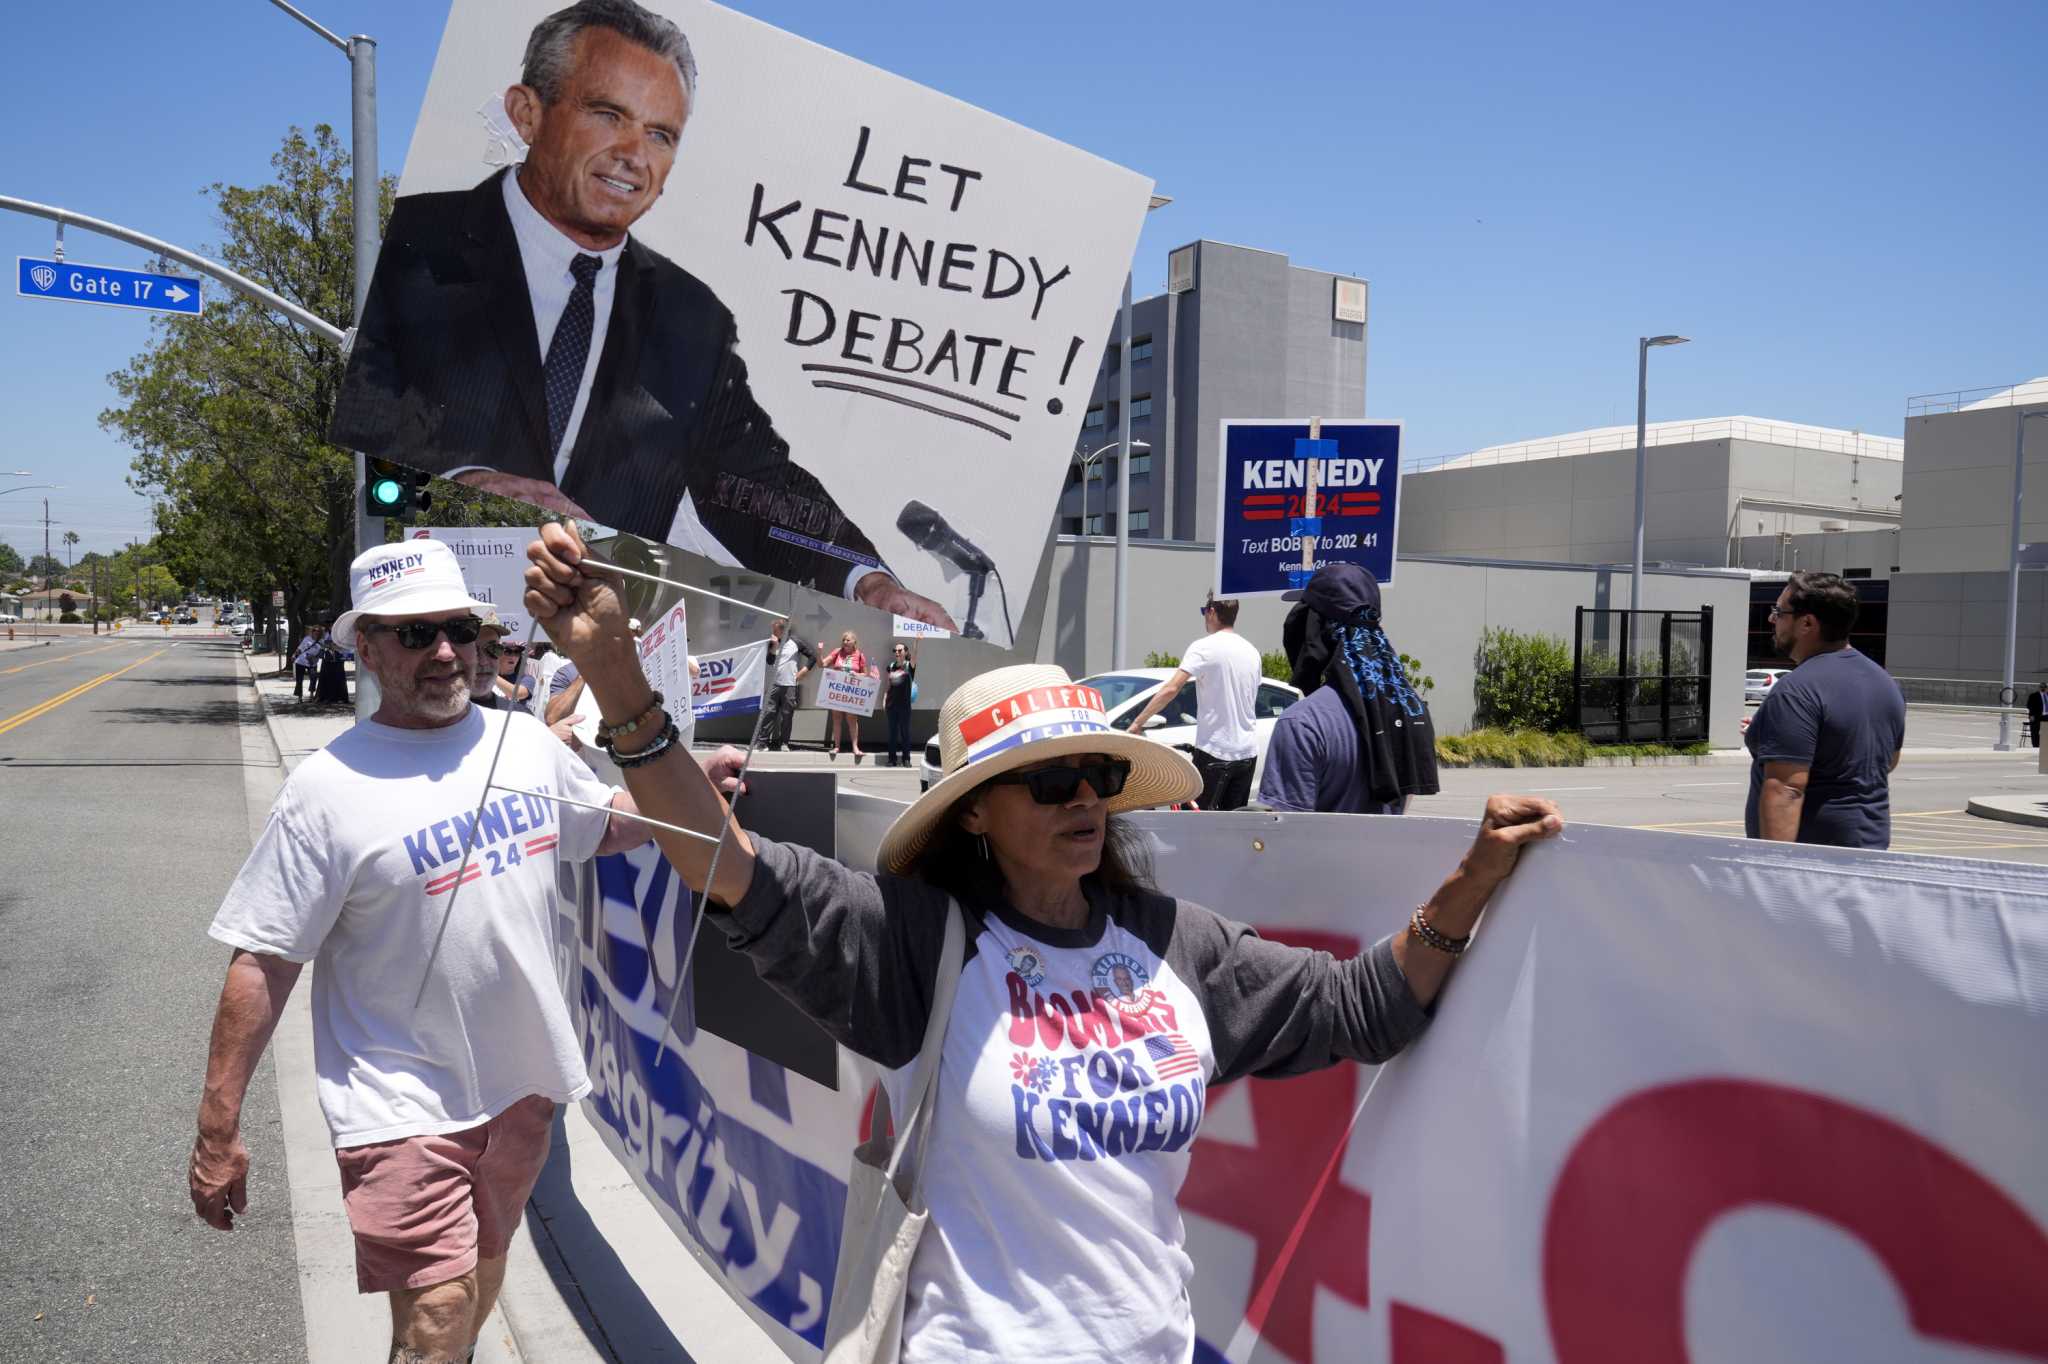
[{"xmin": 1216, "ymin": 420, "xmax": 1401, "ymax": 596}]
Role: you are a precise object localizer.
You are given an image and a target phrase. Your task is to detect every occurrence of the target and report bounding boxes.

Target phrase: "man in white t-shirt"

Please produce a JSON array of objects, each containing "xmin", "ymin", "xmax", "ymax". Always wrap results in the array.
[
  {"xmin": 186, "ymin": 539, "xmax": 693, "ymax": 1363},
  {"xmin": 1127, "ymin": 592, "xmax": 1263, "ymax": 810}
]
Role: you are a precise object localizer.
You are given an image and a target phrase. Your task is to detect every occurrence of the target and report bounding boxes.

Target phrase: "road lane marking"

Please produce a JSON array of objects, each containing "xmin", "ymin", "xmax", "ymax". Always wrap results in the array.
[
  {"xmin": 0, "ymin": 640, "xmax": 128, "ymax": 674},
  {"xmin": 0, "ymin": 647, "xmax": 170, "ymax": 737}
]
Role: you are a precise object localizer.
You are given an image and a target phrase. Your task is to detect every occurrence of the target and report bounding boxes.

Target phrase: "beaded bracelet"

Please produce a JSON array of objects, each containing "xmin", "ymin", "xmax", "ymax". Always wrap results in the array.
[
  {"xmin": 1409, "ymin": 905, "xmax": 1471, "ymax": 956},
  {"xmin": 610, "ymin": 715, "xmax": 681, "ymax": 770},
  {"xmin": 596, "ymin": 691, "xmax": 666, "ymax": 746}
]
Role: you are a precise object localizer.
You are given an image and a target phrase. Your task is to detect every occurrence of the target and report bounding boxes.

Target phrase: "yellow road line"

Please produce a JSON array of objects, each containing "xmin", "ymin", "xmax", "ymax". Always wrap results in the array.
[
  {"xmin": 0, "ymin": 647, "xmax": 169, "ymax": 737},
  {"xmin": 0, "ymin": 640, "xmax": 127, "ymax": 675}
]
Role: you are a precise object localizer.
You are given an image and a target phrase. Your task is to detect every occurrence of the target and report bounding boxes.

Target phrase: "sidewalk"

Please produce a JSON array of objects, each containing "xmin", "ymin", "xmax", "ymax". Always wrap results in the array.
[{"xmin": 236, "ymin": 657, "xmax": 774, "ymax": 1364}]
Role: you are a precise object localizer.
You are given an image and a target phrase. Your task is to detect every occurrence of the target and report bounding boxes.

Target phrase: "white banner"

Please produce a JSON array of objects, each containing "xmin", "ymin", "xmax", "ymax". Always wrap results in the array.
[
  {"xmin": 892, "ymin": 614, "xmax": 951, "ymax": 640},
  {"xmin": 815, "ymin": 668, "xmax": 881, "ymax": 717},
  {"xmin": 691, "ymin": 640, "xmax": 767, "ymax": 719},
  {"xmin": 560, "ymin": 810, "xmax": 2048, "ymax": 1362},
  {"xmin": 411, "ymin": 526, "xmax": 536, "ymax": 637},
  {"xmin": 338, "ymin": 0, "xmax": 1155, "ymax": 649}
]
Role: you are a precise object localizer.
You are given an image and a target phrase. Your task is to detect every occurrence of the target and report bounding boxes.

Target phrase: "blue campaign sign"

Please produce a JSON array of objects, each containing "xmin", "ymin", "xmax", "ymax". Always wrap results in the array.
[
  {"xmin": 17, "ymin": 257, "xmax": 203, "ymax": 315},
  {"xmin": 1214, "ymin": 419, "xmax": 1402, "ymax": 596}
]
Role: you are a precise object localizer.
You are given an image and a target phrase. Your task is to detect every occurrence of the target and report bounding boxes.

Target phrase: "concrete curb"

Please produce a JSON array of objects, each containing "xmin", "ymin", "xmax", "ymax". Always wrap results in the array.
[
  {"xmin": 231, "ymin": 648, "xmax": 603, "ymax": 1364},
  {"xmin": 1966, "ymin": 794, "xmax": 2048, "ymax": 829}
]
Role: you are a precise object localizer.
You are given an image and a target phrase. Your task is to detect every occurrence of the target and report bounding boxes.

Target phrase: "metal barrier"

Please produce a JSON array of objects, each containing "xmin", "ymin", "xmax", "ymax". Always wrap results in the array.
[{"xmin": 1573, "ymin": 606, "xmax": 1714, "ymax": 745}]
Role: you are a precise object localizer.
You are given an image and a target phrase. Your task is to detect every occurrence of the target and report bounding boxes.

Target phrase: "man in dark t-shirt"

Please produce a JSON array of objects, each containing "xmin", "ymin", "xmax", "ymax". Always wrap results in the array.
[{"xmin": 1744, "ymin": 572, "xmax": 1905, "ymax": 849}]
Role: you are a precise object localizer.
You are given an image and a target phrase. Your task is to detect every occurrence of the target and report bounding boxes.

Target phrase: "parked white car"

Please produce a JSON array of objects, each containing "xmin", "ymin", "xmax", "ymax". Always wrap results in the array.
[
  {"xmin": 1745, "ymin": 667, "xmax": 1790, "ymax": 704},
  {"xmin": 921, "ymin": 667, "xmax": 1303, "ymax": 796}
]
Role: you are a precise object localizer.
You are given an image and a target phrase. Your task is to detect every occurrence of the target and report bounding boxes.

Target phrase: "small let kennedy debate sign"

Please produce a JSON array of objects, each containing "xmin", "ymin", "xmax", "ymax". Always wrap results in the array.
[
  {"xmin": 1215, "ymin": 420, "xmax": 1401, "ymax": 597},
  {"xmin": 816, "ymin": 667, "xmax": 880, "ymax": 716}
]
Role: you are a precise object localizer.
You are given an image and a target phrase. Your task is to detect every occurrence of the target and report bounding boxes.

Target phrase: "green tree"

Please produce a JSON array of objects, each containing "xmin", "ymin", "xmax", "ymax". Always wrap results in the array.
[
  {"xmin": 0, "ymin": 543, "xmax": 22, "ymax": 576},
  {"xmin": 101, "ymin": 126, "xmax": 390, "ymax": 645},
  {"xmin": 27, "ymin": 553, "xmax": 64, "ymax": 580},
  {"xmin": 62, "ymin": 530, "xmax": 79, "ymax": 570}
]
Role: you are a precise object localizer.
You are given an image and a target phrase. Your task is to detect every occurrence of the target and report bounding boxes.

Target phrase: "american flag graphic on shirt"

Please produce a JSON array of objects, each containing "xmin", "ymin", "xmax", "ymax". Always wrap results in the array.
[{"xmin": 1145, "ymin": 1031, "xmax": 1202, "ymax": 1081}]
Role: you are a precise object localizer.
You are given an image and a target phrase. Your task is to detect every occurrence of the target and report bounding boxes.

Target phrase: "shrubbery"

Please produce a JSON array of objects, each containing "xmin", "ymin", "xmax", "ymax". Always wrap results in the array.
[
  {"xmin": 1472, "ymin": 628, "xmax": 1573, "ymax": 732},
  {"xmin": 1436, "ymin": 729, "xmax": 1710, "ymax": 767}
]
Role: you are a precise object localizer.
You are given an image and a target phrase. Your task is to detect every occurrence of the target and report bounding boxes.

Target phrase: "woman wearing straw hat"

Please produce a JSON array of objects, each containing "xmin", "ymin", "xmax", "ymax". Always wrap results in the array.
[{"xmin": 522, "ymin": 522, "xmax": 1562, "ymax": 1364}]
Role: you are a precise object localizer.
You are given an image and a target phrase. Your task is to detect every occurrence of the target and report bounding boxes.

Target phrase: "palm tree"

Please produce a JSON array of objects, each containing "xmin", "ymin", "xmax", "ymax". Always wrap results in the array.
[{"xmin": 62, "ymin": 530, "xmax": 78, "ymax": 575}]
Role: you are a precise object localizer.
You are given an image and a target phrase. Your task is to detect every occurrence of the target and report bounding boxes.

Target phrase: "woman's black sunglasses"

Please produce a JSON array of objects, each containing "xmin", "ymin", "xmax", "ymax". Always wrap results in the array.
[
  {"xmin": 986, "ymin": 758, "xmax": 1131, "ymax": 805},
  {"xmin": 363, "ymin": 616, "xmax": 485, "ymax": 649}
]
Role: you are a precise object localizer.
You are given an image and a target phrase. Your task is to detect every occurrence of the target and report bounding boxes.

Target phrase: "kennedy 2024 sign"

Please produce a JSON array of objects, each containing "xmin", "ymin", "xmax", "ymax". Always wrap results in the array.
[{"xmin": 1215, "ymin": 421, "xmax": 1401, "ymax": 597}]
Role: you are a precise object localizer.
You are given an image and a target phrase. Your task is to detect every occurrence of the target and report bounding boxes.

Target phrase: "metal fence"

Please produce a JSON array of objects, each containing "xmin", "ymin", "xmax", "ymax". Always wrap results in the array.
[{"xmin": 1572, "ymin": 606, "xmax": 1714, "ymax": 745}]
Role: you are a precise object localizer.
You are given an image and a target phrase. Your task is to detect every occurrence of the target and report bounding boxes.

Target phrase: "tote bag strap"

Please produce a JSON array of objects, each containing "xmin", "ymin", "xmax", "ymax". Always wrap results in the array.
[{"xmin": 880, "ymin": 898, "xmax": 966, "ymax": 1195}]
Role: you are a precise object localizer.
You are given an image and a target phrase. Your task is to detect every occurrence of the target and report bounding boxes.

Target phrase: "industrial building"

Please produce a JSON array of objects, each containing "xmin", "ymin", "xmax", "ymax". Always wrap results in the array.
[
  {"xmin": 1398, "ymin": 417, "xmax": 1903, "ymax": 569},
  {"xmin": 1057, "ymin": 239, "xmax": 1368, "ymax": 543}
]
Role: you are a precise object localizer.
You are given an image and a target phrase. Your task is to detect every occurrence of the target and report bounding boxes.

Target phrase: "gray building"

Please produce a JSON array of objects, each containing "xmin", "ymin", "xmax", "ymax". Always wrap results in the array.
[
  {"xmin": 1058, "ymin": 239, "xmax": 1368, "ymax": 543},
  {"xmin": 1399, "ymin": 417, "xmax": 1903, "ymax": 569}
]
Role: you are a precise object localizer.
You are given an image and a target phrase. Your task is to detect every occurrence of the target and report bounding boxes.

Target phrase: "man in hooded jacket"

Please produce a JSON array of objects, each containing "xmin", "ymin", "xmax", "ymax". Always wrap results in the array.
[{"xmin": 1258, "ymin": 562, "xmax": 1439, "ymax": 814}]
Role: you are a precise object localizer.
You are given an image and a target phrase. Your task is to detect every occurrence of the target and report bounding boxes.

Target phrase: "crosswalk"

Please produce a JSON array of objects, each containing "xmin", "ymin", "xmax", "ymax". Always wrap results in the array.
[{"xmin": 1631, "ymin": 808, "xmax": 2048, "ymax": 856}]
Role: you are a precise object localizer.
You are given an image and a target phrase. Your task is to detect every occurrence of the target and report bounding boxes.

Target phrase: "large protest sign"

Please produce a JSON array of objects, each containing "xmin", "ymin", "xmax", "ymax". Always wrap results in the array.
[
  {"xmin": 815, "ymin": 667, "xmax": 880, "ymax": 716},
  {"xmin": 409, "ymin": 526, "xmax": 536, "ymax": 635},
  {"xmin": 690, "ymin": 639, "xmax": 766, "ymax": 718},
  {"xmin": 333, "ymin": 0, "xmax": 1153, "ymax": 651},
  {"xmin": 1216, "ymin": 421, "xmax": 1402, "ymax": 596}
]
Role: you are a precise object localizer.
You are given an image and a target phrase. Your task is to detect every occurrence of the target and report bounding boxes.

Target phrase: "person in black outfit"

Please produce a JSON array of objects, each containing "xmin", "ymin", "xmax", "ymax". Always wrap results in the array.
[
  {"xmin": 884, "ymin": 641, "xmax": 917, "ymax": 767},
  {"xmin": 329, "ymin": 0, "xmax": 952, "ymax": 630},
  {"xmin": 2028, "ymin": 681, "xmax": 2045, "ymax": 748},
  {"xmin": 313, "ymin": 612, "xmax": 351, "ymax": 707}
]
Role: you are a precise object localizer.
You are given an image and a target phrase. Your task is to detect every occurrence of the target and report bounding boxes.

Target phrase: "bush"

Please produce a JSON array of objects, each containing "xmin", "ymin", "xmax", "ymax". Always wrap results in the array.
[
  {"xmin": 1143, "ymin": 650, "xmax": 1179, "ymax": 669},
  {"xmin": 1473, "ymin": 628, "xmax": 1573, "ymax": 732},
  {"xmin": 1436, "ymin": 728, "xmax": 1710, "ymax": 768},
  {"xmin": 58, "ymin": 611, "xmax": 83, "ymax": 624}
]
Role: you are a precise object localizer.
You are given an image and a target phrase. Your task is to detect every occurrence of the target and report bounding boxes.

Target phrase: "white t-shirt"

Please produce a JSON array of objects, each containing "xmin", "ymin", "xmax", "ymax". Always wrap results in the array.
[
  {"xmin": 1177, "ymin": 629, "xmax": 1262, "ymax": 760},
  {"xmin": 209, "ymin": 707, "xmax": 616, "ymax": 1147},
  {"xmin": 890, "ymin": 911, "xmax": 1215, "ymax": 1364}
]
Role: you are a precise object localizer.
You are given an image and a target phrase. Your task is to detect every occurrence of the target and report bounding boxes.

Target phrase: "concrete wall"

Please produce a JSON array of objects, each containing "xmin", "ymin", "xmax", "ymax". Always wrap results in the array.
[
  {"xmin": 1039, "ymin": 538, "xmax": 1750, "ymax": 747},
  {"xmin": 1885, "ymin": 571, "xmax": 2048, "ymax": 682},
  {"xmin": 1899, "ymin": 401, "xmax": 2048, "ymax": 573},
  {"xmin": 1730, "ymin": 528, "xmax": 1900, "ymax": 576},
  {"xmin": 1401, "ymin": 438, "xmax": 1901, "ymax": 568}
]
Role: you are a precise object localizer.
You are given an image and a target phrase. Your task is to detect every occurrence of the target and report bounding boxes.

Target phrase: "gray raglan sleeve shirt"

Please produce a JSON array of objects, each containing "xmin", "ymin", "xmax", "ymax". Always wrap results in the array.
[{"xmin": 721, "ymin": 836, "xmax": 1435, "ymax": 1081}]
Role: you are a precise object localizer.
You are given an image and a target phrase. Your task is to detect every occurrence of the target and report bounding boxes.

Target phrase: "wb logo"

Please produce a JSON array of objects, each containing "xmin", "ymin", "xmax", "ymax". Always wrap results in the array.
[{"xmin": 29, "ymin": 265, "xmax": 57, "ymax": 292}]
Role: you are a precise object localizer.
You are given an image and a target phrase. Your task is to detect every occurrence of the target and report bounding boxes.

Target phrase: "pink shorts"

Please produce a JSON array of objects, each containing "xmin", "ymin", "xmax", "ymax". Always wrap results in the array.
[{"xmin": 335, "ymin": 1094, "xmax": 558, "ymax": 1294}]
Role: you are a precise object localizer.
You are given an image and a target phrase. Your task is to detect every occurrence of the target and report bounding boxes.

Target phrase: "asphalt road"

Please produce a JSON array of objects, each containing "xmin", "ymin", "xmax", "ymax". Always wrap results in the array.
[{"xmin": 0, "ymin": 635, "xmax": 307, "ymax": 1363}]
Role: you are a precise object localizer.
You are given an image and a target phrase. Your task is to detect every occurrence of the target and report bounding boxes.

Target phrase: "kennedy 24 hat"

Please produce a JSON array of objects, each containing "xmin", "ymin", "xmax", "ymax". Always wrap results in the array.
[{"xmin": 331, "ymin": 539, "xmax": 492, "ymax": 651}]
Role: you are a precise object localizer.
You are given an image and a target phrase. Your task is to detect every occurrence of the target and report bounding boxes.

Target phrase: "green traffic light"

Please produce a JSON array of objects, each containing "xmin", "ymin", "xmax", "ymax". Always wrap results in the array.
[{"xmin": 369, "ymin": 478, "xmax": 404, "ymax": 508}]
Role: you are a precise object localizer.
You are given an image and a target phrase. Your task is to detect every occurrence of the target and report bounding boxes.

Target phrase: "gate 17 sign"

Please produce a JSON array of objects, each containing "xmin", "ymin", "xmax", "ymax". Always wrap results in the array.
[{"xmin": 1215, "ymin": 420, "xmax": 1401, "ymax": 596}]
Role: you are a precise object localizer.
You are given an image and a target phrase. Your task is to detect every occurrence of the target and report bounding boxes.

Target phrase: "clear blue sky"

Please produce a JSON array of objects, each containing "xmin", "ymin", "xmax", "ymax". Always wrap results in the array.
[{"xmin": 2, "ymin": 0, "xmax": 2041, "ymax": 560}]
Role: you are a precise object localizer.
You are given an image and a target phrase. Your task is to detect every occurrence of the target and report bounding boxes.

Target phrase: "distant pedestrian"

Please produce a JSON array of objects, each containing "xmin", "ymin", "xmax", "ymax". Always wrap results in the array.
[
  {"xmin": 2028, "ymin": 681, "xmax": 2045, "ymax": 748},
  {"xmin": 884, "ymin": 640, "xmax": 917, "ymax": 767},
  {"xmin": 1746, "ymin": 571, "xmax": 1906, "ymax": 849},
  {"xmin": 763, "ymin": 619, "xmax": 815, "ymax": 752},
  {"xmin": 1260, "ymin": 563, "xmax": 1439, "ymax": 814},
  {"xmin": 290, "ymin": 622, "xmax": 326, "ymax": 700},
  {"xmin": 312, "ymin": 613, "xmax": 351, "ymax": 706},
  {"xmin": 1128, "ymin": 593, "xmax": 1261, "ymax": 809}
]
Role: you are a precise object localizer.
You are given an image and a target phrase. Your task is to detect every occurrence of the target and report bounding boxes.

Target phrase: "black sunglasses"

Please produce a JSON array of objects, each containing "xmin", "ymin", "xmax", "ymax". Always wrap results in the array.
[
  {"xmin": 986, "ymin": 758, "xmax": 1131, "ymax": 805},
  {"xmin": 363, "ymin": 616, "xmax": 484, "ymax": 649}
]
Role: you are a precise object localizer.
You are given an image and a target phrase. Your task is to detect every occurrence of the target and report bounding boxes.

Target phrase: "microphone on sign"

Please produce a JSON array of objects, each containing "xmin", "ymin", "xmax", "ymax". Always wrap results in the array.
[
  {"xmin": 896, "ymin": 500, "xmax": 997, "ymax": 640},
  {"xmin": 896, "ymin": 500, "xmax": 996, "ymax": 575}
]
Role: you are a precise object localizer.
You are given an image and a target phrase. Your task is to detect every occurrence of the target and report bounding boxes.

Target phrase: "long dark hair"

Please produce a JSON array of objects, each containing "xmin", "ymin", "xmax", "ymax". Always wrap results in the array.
[{"xmin": 905, "ymin": 792, "xmax": 1158, "ymax": 904}]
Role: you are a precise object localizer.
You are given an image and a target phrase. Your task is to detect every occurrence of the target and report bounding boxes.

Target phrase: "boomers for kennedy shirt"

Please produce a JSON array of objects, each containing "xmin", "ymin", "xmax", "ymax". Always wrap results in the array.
[
  {"xmin": 720, "ymin": 839, "xmax": 1432, "ymax": 1364},
  {"xmin": 209, "ymin": 707, "xmax": 616, "ymax": 1146}
]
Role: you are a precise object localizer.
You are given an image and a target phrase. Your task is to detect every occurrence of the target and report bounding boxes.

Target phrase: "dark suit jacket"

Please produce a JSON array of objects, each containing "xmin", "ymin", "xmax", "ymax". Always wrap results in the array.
[{"xmin": 331, "ymin": 169, "xmax": 882, "ymax": 592}]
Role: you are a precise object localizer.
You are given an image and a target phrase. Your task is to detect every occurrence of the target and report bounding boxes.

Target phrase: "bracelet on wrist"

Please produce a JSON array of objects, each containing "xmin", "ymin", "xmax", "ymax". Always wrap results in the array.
[
  {"xmin": 609, "ymin": 715, "xmax": 681, "ymax": 769},
  {"xmin": 1409, "ymin": 904, "xmax": 1472, "ymax": 956},
  {"xmin": 596, "ymin": 690, "xmax": 664, "ymax": 744}
]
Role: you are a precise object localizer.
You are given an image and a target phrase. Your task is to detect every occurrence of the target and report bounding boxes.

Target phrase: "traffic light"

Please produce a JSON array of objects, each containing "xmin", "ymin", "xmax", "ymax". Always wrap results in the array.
[{"xmin": 363, "ymin": 460, "xmax": 432, "ymax": 520}]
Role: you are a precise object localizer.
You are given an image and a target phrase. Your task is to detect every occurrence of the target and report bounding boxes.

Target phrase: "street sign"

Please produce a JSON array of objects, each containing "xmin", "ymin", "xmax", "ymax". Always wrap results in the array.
[
  {"xmin": 16, "ymin": 256, "xmax": 203, "ymax": 315},
  {"xmin": 1215, "ymin": 419, "xmax": 1402, "ymax": 596},
  {"xmin": 270, "ymin": 590, "xmax": 285, "ymax": 607}
]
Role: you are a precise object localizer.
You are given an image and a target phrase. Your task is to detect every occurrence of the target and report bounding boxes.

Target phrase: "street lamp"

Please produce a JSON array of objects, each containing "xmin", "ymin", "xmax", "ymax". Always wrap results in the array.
[
  {"xmin": 1994, "ymin": 408, "xmax": 2048, "ymax": 751},
  {"xmin": 1075, "ymin": 439, "xmax": 1148, "ymax": 538},
  {"xmin": 1631, "ymin": 334, "xmax": 1690, "ymax": 611},
  {"xmin": 0, "ymin": 484, "xmax": 60, "ymax": 497}
]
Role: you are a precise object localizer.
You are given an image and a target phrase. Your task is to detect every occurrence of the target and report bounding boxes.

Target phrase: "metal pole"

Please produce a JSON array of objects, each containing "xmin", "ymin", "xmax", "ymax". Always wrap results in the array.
[
  {"xmin": 1998, "ymin": 413, "xmax": 2044, "ymax": 750},
  {"xmin": 1111, "ymin": 274, "xmax": 1134, "ymax": 670},
  {"xmin": 349, "ymin": 33, "xmax": 384, "ymax": 719},
  {"xmin": 1631, "ymin": 337, "xmax": 1648, "ymax": 612}
]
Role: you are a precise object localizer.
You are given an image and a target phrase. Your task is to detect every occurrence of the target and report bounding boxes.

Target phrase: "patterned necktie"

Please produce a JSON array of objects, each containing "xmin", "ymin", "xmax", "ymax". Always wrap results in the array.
[{"xmin": 543, "ymin": 253, "xmax": 603, "ymax": 458}]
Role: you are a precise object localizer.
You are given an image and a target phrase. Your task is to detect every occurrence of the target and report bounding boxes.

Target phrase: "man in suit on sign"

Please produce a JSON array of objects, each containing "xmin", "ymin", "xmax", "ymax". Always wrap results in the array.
[{"xmin": 331, "ymin": 0, "xmax": 954, "ymax": 628}]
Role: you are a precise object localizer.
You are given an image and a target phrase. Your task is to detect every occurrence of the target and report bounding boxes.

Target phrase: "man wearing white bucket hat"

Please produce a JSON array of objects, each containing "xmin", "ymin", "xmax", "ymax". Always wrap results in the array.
[
  {"xmin": 185, "ymin": 538, "xmax": 689, "ymax": 1363},
  {"xmin": 522, "ymin": 520, "xmax": 1563, "ymax": 1363}
]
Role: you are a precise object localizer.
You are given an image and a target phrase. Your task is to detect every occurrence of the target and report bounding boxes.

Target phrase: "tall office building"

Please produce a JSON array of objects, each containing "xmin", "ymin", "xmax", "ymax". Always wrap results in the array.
[{"xmin": 1058, "ymin": 239, "xmax": 1368, "ymax": 543}]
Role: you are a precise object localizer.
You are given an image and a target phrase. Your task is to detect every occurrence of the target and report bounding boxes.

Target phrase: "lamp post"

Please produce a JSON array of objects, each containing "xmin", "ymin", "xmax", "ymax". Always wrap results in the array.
[
  {"xmin": 1631, "ymin": 334, "xmax": 1690, "ymax": 611},
  {"xmin": 1995, "ymin": 409, "xmax": 2048, "ymax": 751},
  {"xmin": 1076, "ymin": 439, "xmax": 1147, "ymax": 538}
]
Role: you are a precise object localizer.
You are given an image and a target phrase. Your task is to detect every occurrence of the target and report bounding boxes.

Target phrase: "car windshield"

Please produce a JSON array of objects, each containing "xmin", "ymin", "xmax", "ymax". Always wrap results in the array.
[{"xmin": 1079, "ymin": 673, "xmax": 1160, "ymax": 714}]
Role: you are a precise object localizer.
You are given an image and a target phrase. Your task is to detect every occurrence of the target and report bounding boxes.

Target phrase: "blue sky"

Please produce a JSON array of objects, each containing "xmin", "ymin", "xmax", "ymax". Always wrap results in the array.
[{"xmin": 1, "ymin": 0, "xmax": 2041, "ymax": 559}]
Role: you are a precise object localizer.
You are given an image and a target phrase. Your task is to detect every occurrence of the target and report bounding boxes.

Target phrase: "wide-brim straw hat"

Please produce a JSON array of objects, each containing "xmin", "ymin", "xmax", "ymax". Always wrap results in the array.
[{"xmin": 876, "ymin": 663, "xmax": 1201, "ymax": 876}]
